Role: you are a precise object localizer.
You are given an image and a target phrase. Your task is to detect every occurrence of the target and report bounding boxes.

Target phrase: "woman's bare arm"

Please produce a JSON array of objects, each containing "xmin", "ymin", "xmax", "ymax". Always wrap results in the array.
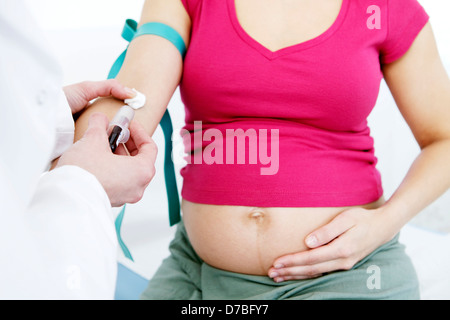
[
  {"xmin": 379, "ymin": 22, "xmax": 450, "ymax": 226},
  {"xmin": 74, "ymin": 0, "xmax": 191, "ymax": 142}
]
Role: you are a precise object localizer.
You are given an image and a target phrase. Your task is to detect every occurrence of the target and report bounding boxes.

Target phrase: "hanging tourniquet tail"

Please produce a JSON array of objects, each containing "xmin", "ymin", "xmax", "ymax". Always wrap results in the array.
[{"xmin": 108, "ymin": 19, "xmax": 186, "ymax": 261}]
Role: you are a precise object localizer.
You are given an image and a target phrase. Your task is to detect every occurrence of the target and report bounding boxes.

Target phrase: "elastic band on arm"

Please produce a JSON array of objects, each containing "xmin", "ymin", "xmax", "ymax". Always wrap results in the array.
[{"xmin": 133, "ymin": 22, "xmax": 187, "ymax": 58}]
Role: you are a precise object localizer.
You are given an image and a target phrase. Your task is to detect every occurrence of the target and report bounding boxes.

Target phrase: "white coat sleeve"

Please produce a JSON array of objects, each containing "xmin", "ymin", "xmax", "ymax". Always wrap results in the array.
[
  {"xmin": 49, "ymin": 90, "xmax": 76, "ymax": 162},
  {"xmin": 0, "ymin": 0, "xmax": 119, "ymax": 299},
  {"xmin": 0, "ymin": 166, "xmax": 118, "ymax": 300}
]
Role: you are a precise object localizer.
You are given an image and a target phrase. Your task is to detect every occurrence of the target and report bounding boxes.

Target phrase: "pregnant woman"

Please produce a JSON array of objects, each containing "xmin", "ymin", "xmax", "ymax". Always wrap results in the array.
[{"xmin": 74, "ymin": 0, "xmax": 450, "ymax": 299}]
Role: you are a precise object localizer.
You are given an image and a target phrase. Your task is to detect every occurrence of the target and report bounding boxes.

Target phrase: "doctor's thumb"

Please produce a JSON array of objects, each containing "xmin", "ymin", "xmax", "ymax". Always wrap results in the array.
[{"xmin": 83, "ymin": 112, "xmax": 110, "ymax": 141}]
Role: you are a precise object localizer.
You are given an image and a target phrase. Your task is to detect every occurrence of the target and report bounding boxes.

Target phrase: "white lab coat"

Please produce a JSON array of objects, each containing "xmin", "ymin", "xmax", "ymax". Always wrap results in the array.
[{"xmin": 0, "ymin": 1, "xmax": 118, "ymax": 299}]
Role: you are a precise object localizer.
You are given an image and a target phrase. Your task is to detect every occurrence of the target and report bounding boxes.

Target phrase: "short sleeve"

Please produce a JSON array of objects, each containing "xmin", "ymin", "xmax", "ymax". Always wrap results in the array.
[
  {"xmin": 180, "ymin": 0, "xmax": 189, "ymax": 14},
  {"xmin": 379, "ymin": 0, "xmax": 429, "ymax": 64},
  {"xmin": 180, "ymin": 0, "xmax": 201, "ymax": 19}
]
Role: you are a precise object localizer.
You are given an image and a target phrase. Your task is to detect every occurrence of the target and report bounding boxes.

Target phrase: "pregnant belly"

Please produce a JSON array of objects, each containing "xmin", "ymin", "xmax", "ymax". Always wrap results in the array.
[{"xmin": 182, "ymin": 197, "xmax": 385, "ymax": 276}]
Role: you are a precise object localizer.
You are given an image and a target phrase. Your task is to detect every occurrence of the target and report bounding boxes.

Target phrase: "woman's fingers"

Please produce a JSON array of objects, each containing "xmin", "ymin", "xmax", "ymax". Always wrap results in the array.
[
  {"xmin": 269, "ymin": 223, "xmax": 362, "ymax": 281},
  {"xmin": 267, "ymin": 209, "xmax": 394, "ymax": 282},
  {"xmin": 305, "ymin": 210, "xmax": 357, "ymax": 249},
  {"xmin": 271, "ymin": 237, "xmax": 347, "ymax": 270},
  {"xmin": 271, "ymin": 211, "xmax": 357, "ymax": 271},
  {"xmin": 268, "ymin": 209, "xmax": 381, "ymax": 282}
]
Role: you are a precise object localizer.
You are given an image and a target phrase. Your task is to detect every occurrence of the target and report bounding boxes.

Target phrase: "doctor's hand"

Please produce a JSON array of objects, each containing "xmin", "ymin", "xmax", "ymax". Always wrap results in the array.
[
  {"xmin": 268, "ymin": 207, "xmax": 398, "ymax": 282},
  {"xmin": 56, "ymin": 112, "xmax": 158, "ymax": 207},
  {"xmin": 63, "ymin": 80, "xmax": 136, "ymax": 115}
]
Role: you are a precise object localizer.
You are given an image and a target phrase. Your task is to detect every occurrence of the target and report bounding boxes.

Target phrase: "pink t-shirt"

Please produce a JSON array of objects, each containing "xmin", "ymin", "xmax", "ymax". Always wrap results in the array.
[{"xmin": 179, "ymin": 0, "xmax": 429, "ymax": 207}]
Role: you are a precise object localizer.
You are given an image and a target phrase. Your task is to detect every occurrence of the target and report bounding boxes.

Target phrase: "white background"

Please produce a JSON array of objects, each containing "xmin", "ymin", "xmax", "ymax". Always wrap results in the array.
[{"xmin": 24, "ymin": 0, "xmax": 450, "ymax": 283}]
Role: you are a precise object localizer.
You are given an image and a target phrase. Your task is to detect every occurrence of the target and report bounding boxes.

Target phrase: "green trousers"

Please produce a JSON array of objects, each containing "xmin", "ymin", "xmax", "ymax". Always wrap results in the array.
[{"xmin": 141, "ymin": 221, "xmax": 420, "ymax": 300}]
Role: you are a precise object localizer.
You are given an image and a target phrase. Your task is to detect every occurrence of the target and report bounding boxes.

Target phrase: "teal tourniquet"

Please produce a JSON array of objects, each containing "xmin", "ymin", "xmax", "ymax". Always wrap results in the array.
[{"xmin": 108, "ymin": 19, "xmax": 186, "ymax": 261}]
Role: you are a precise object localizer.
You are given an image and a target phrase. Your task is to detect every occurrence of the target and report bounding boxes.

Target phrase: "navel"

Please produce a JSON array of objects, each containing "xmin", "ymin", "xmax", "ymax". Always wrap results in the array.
[
  {"xmin": 249, "ymin": 210, "xmax": 265, "ymax": 222},
  {"xmin": 247, "ymin": 208, "xmax": 271, "ymax": 231}
]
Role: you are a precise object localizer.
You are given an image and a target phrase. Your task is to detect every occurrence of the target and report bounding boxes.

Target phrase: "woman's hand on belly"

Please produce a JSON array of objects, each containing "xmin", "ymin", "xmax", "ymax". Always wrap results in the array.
[{"xmin": 268, "ymin": 206, "xmax": 398, "ymax": 282}]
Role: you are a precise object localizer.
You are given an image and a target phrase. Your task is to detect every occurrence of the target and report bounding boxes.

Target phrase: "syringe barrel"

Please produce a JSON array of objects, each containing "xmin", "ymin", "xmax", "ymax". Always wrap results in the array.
[
  {"xmin": 110, "ymin": 105, "xmax": 135, "ymax": 129},
  {"xmin": 108, "ymin": 105, "xmax": 135, "ymax": 146}
]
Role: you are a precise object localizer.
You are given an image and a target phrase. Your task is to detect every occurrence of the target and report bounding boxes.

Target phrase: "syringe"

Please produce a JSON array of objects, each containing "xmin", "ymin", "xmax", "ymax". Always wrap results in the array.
[
  {"xmin": 108, "ymin": 105, "xmax": 135, "ymax": 153},
  {"xmin": 108, "ymin": 89, "xmax": 146, "ymax": 153}
]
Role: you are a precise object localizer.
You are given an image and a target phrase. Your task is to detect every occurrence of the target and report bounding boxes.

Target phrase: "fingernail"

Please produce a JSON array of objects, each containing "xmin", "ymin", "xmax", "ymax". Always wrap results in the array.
[
  {"xmin": 306, "ymin": 235, "xmax": 318, "ymax": 247},
  {"xmin": 274, "ymin": 277, "xmax": 284, "ymax": 283},
  {"xmin": 125, "ymin": 87, "xmax": 137, "ymax": 98},
  {"xmin": 274, "ymin": 264, "xmax": 284, "ymax": 269},
  {"xmin": 269, "ymin": 272, "xmax": 279, "ymax": 278}
]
